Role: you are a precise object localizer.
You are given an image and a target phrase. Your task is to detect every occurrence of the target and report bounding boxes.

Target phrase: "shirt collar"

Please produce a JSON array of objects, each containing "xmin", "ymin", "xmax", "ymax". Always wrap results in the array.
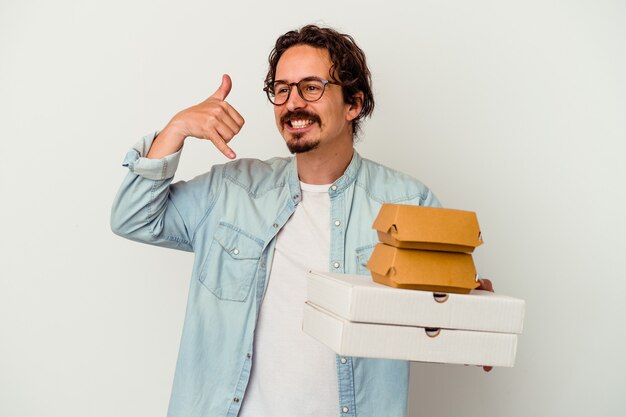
[
  {"xmin": 331, "ymin": 150, "xmax": 362, "ymax": 193},
  {"xmin": 286, "ymin": 149, "xmax": 362, "ymax": 201}
]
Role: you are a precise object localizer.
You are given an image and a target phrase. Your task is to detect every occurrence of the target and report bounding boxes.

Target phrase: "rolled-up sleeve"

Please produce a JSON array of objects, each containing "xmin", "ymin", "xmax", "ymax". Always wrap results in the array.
[
  {"xmin": 121, "ymin": 132, "xmax": 182, "ymax": 180},
  {"xmin": 110, "ymin": 132, "xmax": 210, "ymax": 252}
]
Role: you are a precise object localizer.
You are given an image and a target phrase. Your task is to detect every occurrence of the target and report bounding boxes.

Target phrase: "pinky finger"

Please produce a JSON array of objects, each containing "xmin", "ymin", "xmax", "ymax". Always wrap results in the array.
[
  {"xmin": 208, "ymin": 129, "xmax": 236, "ymax": 159},
  {"xmin": 215, "ymin": 138, "xmax": 236, "ymax": 159}
]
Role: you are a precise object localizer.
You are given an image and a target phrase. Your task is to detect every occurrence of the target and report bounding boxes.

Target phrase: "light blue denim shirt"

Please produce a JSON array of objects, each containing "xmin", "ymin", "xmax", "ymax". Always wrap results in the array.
[{"xmin": 111, "ymin": 133, "xmax": 441, "ymax": 417}]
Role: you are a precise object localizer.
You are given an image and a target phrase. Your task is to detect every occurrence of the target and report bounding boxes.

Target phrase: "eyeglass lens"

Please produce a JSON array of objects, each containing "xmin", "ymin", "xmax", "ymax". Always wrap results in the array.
[{"xmin": 270, "ymin": 79, "xmax": 326, "ymax": 105}]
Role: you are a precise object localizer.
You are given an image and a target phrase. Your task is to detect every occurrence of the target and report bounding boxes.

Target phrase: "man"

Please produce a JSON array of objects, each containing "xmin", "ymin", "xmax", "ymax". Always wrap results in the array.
[{"xmin": 112, "ymin": 25, "xmax": 490, "ymax": 417}]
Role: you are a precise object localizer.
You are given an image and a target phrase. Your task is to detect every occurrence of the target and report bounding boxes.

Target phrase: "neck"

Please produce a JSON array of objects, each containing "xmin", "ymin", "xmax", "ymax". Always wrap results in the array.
[{"xmin": 295, "ymin": 139, "xmax": 354, "ymax": 185}]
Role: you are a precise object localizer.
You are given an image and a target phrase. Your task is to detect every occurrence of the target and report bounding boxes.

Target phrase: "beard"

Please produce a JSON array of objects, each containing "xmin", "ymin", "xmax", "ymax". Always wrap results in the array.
[
  {"xmin": 286, "ymin": 133, "xmax": 320, "ymax": 154},
  {"xmin": 280, "ymin": 110, "xmax": 322, "ymax": 154}
]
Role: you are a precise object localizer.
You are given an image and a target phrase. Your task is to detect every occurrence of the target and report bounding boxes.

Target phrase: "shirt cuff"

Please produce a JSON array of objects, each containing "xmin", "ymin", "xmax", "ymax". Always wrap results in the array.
[{"xmin": 121, "ymin": 131, "xmax": 182, "ymax": 180}]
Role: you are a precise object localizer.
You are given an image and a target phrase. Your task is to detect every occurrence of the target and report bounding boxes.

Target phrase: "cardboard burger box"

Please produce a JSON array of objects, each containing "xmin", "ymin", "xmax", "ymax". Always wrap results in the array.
[
  {"xmin": 302, "ymin": 271, "xmax": 525, "ymax": 367},
  {"xmin": 372, "ymin": 204, "xmax": 483, "ymax": 253},
  {"xmin": 367, "ymin": 243, "xmax": 479, "ymax": 294},
  {"xmin": 368, "ymin": 205, "xmax": 484, "ymax": 293}
]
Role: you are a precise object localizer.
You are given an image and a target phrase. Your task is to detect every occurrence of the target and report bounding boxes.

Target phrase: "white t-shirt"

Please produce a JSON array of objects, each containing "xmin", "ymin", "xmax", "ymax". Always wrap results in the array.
[{"xmin": 238, "ymin": 182, "xmax": 338, "ymax": 417}]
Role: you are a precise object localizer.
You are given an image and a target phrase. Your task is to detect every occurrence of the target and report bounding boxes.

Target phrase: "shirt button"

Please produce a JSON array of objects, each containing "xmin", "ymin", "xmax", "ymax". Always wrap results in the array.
[
  {"xmin": 273, "ymin": 223, "xmax": 279, "ymax": 228},
  {"xmin": 293, "ymin": 194, "xmax": 299, "ymax": 200},
  {"xmin": 342, "ymin": 406, "xmax": 349, "ymax": 413},
  {"xmin": 340, "ymin": 357, "xmax": 347, "ymax": 364},
  {"xmin": 334, "ymin": 220, "xmax": 341, "ymax": 227},
  {"xmin": 330, "ymin": 185, "xmax": 338, "ymax": 191},
  {"xmin": 234, "ymin": 397, "xmax": 240, "ymax": 403},
  {"xmin": 246, "ymin": 353, "xmax": 252, "ymax": 359},
  {"xmin": 232, "ymin": 249, "xmax": 240, "ymax": 255},
  {"xmin": 333, "ymin": 262, "xmax": 340, "ymax": 269}
]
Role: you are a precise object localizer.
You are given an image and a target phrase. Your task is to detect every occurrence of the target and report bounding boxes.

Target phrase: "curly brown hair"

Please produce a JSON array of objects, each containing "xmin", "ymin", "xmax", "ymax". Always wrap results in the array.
[{"xmin": 265, "ymin": 25, "xmax": 374, "ymax": 139}]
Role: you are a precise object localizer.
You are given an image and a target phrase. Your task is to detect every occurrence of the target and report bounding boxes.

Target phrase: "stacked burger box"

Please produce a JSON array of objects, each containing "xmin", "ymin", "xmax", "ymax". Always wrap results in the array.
[
  {"xmin": 302, "ymin": 204, "xmax": 525, "ymax": 367},
  {"xmin": 368, "ymin": 204, "xmax": 483, "ymax": 294}
]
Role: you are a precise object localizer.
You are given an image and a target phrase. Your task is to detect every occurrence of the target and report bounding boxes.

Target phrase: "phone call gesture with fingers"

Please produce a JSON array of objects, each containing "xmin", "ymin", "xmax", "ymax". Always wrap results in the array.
[{"xmin": 147, "ymin": 74, "xmax": 244, "ymax": 160}]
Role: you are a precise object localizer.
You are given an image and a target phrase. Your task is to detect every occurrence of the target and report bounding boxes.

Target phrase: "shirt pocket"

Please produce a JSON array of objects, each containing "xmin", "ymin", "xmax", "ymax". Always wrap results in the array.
[
  {"xmin": 355, "ymin": 243, "xmax": 377, "ymax": 275},
  {"xmin": 199, "ymin": 222, "xmax": 264, "ymax": 302}
]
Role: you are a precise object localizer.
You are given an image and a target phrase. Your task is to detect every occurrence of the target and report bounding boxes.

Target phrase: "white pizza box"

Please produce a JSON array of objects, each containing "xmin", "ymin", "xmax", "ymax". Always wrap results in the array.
[
  {"xmin": 307, "ymin": 271, "xmax": 525, "ymax": 334},
  {"xmin": 302, "ymin": 302, "xmax": 518, "ymax": 367}
]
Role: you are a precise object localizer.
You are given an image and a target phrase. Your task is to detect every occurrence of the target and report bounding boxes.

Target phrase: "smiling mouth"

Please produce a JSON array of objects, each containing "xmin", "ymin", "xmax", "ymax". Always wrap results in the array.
[
  {"xmin": 289, "ymin": 119, "xmax": 314, "ymax": 129},
  {"xmin": 281, "ymin": 111, "xmax": 321, "ymax": 130}
]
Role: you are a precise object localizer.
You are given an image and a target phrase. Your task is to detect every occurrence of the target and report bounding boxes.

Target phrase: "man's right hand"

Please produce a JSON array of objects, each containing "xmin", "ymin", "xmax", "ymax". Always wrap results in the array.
[{"xmin": 147, "ymin": 74, "xmax": 245, "ymax": 160}]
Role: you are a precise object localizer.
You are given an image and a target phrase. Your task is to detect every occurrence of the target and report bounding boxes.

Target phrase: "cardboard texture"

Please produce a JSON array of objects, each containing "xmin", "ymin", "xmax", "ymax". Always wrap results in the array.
[
  {"xmin": 367, "ymin": 243, "xmax": 479, "ymax": 294},
  {"xmin": 306, "ymin": 205, "xmax": 524, "ymax": 366},
  {"xmin": 306, "ymin": 271, "xmax": 525, "ymax": 334},
  {"xmin": 372, "ymin": 204, "xmax": 483, "ymax": 253},
  {"xmin": 302, "ymin": 302, "xmax": 519, "ymax": 367}
]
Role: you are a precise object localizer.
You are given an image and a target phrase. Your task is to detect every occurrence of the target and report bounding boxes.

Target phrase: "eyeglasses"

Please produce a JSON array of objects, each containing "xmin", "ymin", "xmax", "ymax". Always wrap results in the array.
[{"xmin": 264, "ymin": 76, "xmax": 341, "ymax": 106}]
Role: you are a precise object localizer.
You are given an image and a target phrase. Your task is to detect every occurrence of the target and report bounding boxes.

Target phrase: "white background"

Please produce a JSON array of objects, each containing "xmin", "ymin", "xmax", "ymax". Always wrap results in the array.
[{"xmin": 1, "ymin": 0, "xmax": 625, "ymax": 416}]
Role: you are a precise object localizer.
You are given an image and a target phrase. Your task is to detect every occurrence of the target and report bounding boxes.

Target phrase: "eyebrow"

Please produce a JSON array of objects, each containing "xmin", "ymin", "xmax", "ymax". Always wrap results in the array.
[{"xmin": 273, "ymin": 76, "xmax": 324, "ymax": 84}]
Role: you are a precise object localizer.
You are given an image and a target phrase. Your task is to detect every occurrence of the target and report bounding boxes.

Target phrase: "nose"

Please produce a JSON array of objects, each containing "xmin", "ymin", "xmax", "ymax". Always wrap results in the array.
[{"xmin": 285, "ymin": 84, "xmax": 307, "ymax": 111}]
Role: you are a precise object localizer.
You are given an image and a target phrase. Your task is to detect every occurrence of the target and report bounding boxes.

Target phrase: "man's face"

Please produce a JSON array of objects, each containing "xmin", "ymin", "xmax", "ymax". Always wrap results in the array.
[{"xmin": 273, "ymin": 45, "xmax": 358, "ymax": 154}]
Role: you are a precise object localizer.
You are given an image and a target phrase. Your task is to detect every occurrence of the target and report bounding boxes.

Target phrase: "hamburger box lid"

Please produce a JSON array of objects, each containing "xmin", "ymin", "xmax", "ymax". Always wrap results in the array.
[{"xmin": 372, "ymin": 204, "xmax": 483, "ymax": 253}]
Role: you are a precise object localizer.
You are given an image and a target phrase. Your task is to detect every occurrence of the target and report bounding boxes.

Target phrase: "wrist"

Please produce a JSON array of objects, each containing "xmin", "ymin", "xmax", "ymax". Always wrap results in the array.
[
  {"xmin": 147, "ymin": 122, "xmax": 186, "ymax": 159},
  {"xmin": 165, "ymin": 115, "xmax": 189, "ymax": 139}
]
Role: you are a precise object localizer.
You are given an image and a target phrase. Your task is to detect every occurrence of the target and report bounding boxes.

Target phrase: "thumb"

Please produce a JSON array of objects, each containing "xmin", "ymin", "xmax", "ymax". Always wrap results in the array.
[{"xmin": 211, "ymin": 74, "xmax": 232, "ymax": 101}]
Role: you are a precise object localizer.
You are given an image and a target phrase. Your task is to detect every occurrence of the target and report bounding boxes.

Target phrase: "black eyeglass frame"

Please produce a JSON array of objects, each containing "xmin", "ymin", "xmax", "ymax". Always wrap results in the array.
[{"xmin": 263, "ymin": 76, "xmax": 342, "ymax": 106}]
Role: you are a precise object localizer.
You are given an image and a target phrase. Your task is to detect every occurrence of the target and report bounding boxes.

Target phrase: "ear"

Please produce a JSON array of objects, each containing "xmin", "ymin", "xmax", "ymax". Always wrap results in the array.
[{"xmin": 345, "ymin": 92, "xmax": 364, "ymax": 122}]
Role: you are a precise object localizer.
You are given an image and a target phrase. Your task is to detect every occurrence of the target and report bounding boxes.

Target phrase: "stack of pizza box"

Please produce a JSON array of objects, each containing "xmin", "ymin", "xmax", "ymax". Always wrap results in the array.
[{"xmin": 302, "ymin": 205, "xmax": 525, "ymax": 367}]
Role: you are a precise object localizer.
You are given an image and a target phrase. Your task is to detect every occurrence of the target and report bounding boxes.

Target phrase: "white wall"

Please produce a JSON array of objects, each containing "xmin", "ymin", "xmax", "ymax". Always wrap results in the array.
[{"xmin": 1, "ymin": 1, "xmax": 624, "ymax": 416}]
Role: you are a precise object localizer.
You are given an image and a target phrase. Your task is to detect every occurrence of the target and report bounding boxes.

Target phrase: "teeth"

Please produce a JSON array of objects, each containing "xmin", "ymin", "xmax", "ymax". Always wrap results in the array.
[{"xmin": 291, "ymin": 119, "xmax": 313, "ymax": 129}]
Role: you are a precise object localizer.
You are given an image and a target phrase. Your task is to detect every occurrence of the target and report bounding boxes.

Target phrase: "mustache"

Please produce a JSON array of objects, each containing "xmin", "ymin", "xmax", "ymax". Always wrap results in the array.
[{"xmin": 280, "ymin": 111, "xmax": 321, "ymax": 125}]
